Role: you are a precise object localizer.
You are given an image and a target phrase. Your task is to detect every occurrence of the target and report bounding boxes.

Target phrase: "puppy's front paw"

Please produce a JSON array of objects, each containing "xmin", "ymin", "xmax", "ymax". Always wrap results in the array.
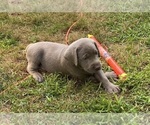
[
  {"xmin": 104, "ymin": 83, "xmax": 120, "ymax": 93},
  {"xmin": 110, "ymin": 71, "xmax": 118, "ymax": 78},
  {"xmin": 105, "ymin": 71, "xmax": 118, "ymax": 79}
]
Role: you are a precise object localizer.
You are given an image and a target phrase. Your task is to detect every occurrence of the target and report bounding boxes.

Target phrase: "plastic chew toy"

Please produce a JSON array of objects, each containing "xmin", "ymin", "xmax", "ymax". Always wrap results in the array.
[{"xmin": 88, "ymin": 34, "xmax": 127, "ymax": 80}]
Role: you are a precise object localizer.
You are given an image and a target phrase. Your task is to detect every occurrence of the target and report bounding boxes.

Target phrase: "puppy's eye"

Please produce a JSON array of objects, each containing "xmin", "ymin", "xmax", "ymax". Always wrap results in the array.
[
  {"xmin": 94, "ymin": 51, "xmax": 98, "ymax": 55},
  {"xmin": 83, "ymin": 54, "xmax": 89, "ymax": 60}
]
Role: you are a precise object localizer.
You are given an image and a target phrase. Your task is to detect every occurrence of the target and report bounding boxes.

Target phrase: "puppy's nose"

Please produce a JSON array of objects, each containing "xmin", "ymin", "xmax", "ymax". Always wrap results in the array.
[
  {"xmin": 95, "ymin": 65, "xmax": 101, "ymax": 71},
  {"xmin": 93, "ymin": 63, "xmax": 101, "ymax": 71}
]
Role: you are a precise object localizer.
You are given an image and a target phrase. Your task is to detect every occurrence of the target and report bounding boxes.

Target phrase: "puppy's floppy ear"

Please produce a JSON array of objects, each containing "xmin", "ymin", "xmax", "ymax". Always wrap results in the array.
[
  {"xmin": 94, "ymin": 42, "xmax": 100, "ymax": 57},
  {"xmin": 64, "ymin": 47, "xmax": 78, "ymax": 66}
]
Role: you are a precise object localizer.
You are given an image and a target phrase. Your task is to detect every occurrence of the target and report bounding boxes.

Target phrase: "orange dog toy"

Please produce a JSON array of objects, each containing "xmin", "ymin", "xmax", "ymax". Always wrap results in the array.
[{"xmin": 88, "ymin": 34, "xmax": 127, "ymax": 80}]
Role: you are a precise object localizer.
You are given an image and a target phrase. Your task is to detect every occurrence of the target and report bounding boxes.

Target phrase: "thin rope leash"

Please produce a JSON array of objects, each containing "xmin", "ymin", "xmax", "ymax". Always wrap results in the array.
[
  {"xmin": 65, "ymin": 0, "xmax": 83, "ymax": 45},
  {"xmin": 0, "ymin": 75, "xmax": 31, "ymax": 95}
]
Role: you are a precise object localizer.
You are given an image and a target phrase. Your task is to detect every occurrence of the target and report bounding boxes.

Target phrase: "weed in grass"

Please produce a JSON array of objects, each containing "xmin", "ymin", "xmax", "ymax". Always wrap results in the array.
[{"xmin": 0, "ymin": 32, "xmax": 19, "ymax": 48}]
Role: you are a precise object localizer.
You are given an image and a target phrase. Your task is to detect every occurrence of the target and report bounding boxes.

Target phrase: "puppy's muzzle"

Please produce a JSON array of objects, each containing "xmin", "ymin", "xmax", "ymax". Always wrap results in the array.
[{"xmin": 92, "ymin": 62, "xmax": 101, "ymax": 71}]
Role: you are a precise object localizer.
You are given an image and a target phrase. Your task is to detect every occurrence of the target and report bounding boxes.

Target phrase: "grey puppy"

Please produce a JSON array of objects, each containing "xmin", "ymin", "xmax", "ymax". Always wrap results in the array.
[{"xmin": 26, "ymin": 38, "xmax": 120, "ymax": 93}]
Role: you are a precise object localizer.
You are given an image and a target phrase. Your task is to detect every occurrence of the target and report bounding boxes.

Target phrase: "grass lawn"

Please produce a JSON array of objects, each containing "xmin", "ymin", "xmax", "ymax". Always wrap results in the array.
[{"xmin": 0, "ymin": 13, "xmax": 149, "ymax": 113}]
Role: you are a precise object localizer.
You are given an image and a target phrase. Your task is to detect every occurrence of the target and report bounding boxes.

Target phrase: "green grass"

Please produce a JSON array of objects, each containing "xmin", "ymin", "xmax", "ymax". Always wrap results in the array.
[{"xmin": 0, "ymin": 13, "xmax": 150, "ymax": 113}]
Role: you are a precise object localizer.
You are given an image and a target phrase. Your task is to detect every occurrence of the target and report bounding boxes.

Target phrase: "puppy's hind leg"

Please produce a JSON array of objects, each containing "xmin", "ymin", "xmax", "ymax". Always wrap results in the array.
[{"xmin": 27, "ymin": 62, "xmax": 44, "ymax": 83}]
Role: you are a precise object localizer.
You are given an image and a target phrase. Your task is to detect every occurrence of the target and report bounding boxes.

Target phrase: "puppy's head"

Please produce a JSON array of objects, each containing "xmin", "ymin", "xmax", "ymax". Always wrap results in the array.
[{"xmin": 64, "ymin": 38, "xmax": 101, "ymax": 74}]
